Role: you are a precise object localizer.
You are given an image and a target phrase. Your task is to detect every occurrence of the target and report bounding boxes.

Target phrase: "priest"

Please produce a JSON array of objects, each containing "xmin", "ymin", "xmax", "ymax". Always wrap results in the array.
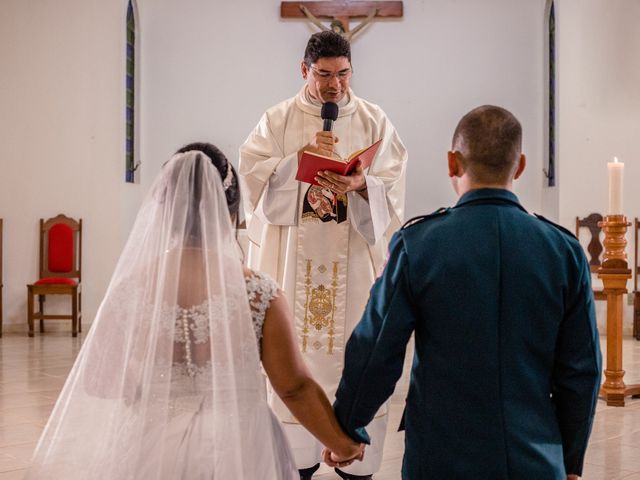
[{"xmin": 239, "ymin": 31, "xmax": 407, "ymax": 480}]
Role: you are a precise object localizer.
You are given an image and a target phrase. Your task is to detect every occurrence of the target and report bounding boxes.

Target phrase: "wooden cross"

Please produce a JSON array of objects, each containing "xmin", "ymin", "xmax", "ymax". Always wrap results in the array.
[{"xmin": 281, "ymin": 1, "xmax": 403, "ymax": 40}]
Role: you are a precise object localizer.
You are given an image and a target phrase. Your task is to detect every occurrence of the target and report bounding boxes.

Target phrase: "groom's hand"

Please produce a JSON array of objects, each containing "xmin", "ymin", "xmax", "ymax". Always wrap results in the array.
[{"xmin": 321, "ymin": 444, "xmax": 365, "ymax": 468}]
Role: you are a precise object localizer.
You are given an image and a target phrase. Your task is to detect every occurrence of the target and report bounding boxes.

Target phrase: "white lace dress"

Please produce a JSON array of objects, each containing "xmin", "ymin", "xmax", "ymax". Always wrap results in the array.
[{"xmin": 133, "ymin": 271, "xmax": 297, "ymax": 479}]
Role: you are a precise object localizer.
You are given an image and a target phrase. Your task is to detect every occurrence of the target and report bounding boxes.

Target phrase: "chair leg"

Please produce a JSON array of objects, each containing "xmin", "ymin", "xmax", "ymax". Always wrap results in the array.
[
  {"xmin": 39, "ymin": 295, "xmax": 45, "ymax": 333},
  {"xmin": 634, "ymin": 292, "xmax": 640, "ymax": 341},
  {"xmin": 71, "ymin": 290, "xmax": 78, "ymax": 338},
  {"xmin": 78, "ymin": 291, "xmax": 82, "ymax": 333},
  {"xmin": 27, "ymin": 287, "xmax": 34, "ymax": 337}
]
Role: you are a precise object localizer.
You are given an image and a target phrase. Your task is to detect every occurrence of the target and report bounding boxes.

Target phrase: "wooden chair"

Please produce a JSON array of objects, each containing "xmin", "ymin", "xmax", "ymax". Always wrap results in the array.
[
  {"xmin": 634, "ymin": 218, "xmax": 640, "ymax": 340},
  {"xmin": 575, "ymin": 213, "xmax": 606, "ymax": 301},
  {"xmin": 27, "ymin": 214, "xmax": 82, "ymax": 337},
  {"xmin": 0, "ymin": 218, "xmax": 3, "ymax": 337}
]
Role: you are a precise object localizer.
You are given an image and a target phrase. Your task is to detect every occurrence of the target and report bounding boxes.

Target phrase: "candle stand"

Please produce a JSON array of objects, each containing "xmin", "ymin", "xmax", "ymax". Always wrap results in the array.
[{"xmin": 598, "ymin": 215, "xmax": 640, "ymax": 406}]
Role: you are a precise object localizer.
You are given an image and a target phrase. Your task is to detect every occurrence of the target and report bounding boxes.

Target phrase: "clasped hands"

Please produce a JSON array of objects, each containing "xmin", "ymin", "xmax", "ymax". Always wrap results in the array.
[
  {"xmin": 321, "ymin": 443, "xmax": 366, "ymax": 469},
  {"xmin": 298, "ymin": 131, "xmax": 367, "ymax": 195}
]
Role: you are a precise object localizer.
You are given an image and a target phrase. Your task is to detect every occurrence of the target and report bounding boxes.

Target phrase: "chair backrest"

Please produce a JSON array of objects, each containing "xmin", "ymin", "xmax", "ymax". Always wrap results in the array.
[
  {"xmin": 39, "ymin": 214, "xmax": 82, "ymax": 281},
  {"xmin": 1, "ymin": 218, "xmax": 2, "ymax": 330},
  {"xmin": 635, "ymin": 218, "xmax": 639, "ymax": 293},
  {"xmin": 0, "ymin": 218, "xmax": 3, "ymax": 286},
  {"xmin": 576, "ymin": 213, "xmax": 604, "ymax": 273}
]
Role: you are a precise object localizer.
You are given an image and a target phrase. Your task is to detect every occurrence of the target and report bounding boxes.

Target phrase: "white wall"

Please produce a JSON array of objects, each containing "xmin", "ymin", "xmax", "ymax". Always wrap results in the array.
[
  {"xmin": 0, "ymin": 0, "xmax": 136, "ymax": 332},
  {"xmin": 556, "ymin": 0, "xmax": 640, "ymax": 333},
  {"xmin": 137, "ymin": 0, "xmax": 547, "ymax": 219},
  {"xmin": 1, "ymin": 0, "xmax": 549, "ymax": 331},
  {"xmin": 557, "ymin": 0, "xmax": 640, "ymax": 228}
]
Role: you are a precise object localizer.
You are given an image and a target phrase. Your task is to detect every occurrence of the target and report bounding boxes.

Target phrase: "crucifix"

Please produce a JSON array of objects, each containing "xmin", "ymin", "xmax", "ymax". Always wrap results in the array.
[{"xmin": 281, "ymin": 1, "xmax": 403, "ymax": 41}]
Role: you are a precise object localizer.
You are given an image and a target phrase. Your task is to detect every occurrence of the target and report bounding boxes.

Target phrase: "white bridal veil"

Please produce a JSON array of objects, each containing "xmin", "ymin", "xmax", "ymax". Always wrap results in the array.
[{"xmin": 26, "ymin": 152, "xmax": 297, "ymax": 479}]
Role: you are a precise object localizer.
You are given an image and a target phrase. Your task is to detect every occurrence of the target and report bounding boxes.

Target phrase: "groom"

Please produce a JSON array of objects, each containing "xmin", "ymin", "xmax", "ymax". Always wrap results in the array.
[{"xmin": 329, "ymin": 105, "xmax": 602, "ymax": 479}]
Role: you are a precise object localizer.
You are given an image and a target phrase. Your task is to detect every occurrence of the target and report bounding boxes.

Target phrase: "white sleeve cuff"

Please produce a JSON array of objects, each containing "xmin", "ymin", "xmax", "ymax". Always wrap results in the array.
[
  {"xmin": 348, "ymin": 175, "xmax": 391, "ymax": 245},
  {"xmin": 257, "ymin": 152, "xmax": 299, "ymax": 226}
]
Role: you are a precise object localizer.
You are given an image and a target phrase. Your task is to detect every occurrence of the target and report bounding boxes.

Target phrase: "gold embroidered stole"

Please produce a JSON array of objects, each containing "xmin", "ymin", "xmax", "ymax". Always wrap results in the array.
[{"xmin": 294, "ymin": 187, "xmax": 350, "ymax": 363}]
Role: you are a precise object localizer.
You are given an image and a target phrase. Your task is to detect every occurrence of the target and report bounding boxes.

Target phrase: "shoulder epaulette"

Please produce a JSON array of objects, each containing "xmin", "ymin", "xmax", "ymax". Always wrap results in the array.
[
  {"xmin": 534, "ymin": 213, "xmax": 577, "ymax": 238},
  {"xmin": 402, "ymin": 207, "xmax": 450, "ymax": 229}
]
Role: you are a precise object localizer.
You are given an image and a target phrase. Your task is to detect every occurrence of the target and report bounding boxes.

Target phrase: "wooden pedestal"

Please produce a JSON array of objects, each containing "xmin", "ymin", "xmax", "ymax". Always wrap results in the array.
[{"xmin": 598, "ymin": 215, "xmax": 640, "ymax": 406}]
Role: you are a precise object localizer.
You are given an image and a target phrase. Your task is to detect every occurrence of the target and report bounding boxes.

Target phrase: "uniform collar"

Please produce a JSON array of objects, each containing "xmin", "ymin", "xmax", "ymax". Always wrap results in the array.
[
  {"xmin": 294, "ymin": 85, "xmax": 359, "ymax": 117},
  {"xmin": 455, "ymin": 188, "xmax": 526, "ymax": 212}
]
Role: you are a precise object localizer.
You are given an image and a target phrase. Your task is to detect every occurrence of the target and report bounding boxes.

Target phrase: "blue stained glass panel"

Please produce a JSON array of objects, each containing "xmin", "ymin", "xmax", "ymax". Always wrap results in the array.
[
  {"xmin": 125, "ymin": 0, "xmax": 136, "ymax": 183},
  {"xmin": 547, "ymin": 1, "xmax": 556, "ymax": 187}
]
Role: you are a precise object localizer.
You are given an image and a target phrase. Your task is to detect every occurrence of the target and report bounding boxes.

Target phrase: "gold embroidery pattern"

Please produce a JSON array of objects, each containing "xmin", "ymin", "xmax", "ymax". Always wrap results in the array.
[
  {"xmin": 301, "ymin": 212, "xmax": 322, "ymax": 223},
  {"xmin": 328, "ymin": 262, "xmax": 338, "ymax": 354},
  {"xmin": 301, "ymin": 260, "xmax": 339, "ymax": 354},
  {"xmin": 309, "ymin": 285, "xmax": 333, "ymax": 331},
  {"xmin": 302, "ymin": 260, "xmax": 312, "ymax": 353}
]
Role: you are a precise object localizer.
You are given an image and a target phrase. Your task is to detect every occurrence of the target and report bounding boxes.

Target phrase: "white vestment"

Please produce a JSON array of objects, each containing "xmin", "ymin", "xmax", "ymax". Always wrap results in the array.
[{"xmin": 239, "ymin": 86, "xmax": 407, "ymax": 473}]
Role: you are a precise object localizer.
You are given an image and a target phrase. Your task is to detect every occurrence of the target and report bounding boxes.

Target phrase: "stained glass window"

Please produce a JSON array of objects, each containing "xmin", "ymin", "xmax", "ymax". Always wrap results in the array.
[
  {"xmin": 126, "ymin": 0, "xmax": 136, "ymax": 183},
  {"xmin": 547, "ymin": 1, "xmax": 556, "ymax": 186}
]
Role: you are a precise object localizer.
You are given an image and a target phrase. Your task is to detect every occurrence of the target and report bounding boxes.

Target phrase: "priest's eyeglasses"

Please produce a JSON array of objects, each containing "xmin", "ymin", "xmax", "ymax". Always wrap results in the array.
[{"xmin": 310, "ymin": 66, "xmax": 352, "ymax": 81}]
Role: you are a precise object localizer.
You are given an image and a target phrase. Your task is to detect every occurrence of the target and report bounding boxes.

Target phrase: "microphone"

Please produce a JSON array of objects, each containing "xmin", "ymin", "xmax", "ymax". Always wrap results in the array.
[{"xmin": 321, "ymin": 102, "xmax": 339, "ymax": 131}]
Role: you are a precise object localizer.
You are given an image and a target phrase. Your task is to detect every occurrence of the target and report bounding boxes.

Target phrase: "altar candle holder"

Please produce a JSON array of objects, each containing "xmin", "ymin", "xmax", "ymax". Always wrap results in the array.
[{"xmin": 597, "ymin": 215, "xmax": 640, "ymax": 406}]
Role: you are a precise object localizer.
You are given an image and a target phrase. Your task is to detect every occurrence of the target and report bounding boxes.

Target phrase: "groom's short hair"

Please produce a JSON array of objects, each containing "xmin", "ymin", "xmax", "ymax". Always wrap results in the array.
[{"xmin": 452, "ymin": 105, "xmax": 522, "ymax": 184}]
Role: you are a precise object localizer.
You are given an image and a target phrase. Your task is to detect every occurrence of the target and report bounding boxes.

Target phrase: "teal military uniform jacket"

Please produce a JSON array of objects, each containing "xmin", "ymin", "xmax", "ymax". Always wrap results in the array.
[{"xmin": 334, "ymin": 188, "xmax": 601, "ymax": 479}]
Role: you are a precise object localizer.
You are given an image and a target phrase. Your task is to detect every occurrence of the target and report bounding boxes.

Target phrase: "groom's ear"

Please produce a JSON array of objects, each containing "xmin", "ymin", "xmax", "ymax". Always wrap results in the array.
[
  {"xmin": 448, "ymin": 151, "xmax": 464, "ymax": 177},
  {"xmin": 513, "ymin": 154, "xmax": 526, "ymax": 180}
]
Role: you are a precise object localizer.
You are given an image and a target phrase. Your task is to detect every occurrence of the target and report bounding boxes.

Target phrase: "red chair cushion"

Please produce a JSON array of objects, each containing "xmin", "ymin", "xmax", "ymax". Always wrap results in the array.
[
  {"xmin": 48, "ymin": 224, "xmax": 74, "ymax": 273},
  {"xmin": 35, "ymin": 277, "xmax": 77, "ymax": 286}
]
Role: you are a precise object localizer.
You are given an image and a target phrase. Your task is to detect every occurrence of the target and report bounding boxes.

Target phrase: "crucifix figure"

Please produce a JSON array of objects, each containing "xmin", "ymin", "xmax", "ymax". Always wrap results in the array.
[
  {"xmin": 281, "ymin": 1, "xmax": 403, "ymax": 41},
  {"xmin": 299, "ymin": 5, "xmax": 378, "ymax": 41}
]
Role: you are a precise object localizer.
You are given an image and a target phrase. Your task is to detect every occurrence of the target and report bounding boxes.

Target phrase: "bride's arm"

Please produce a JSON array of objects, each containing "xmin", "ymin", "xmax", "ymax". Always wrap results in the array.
[{"xmin": 260, "ymin": 293, "xmax": 363, "ymax": 461}]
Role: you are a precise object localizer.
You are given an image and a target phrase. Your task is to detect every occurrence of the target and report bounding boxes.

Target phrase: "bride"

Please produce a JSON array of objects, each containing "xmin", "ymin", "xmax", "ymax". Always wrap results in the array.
[{"xmin": 26, "ymin": 145, "xmax": 362, "ymax": 479}]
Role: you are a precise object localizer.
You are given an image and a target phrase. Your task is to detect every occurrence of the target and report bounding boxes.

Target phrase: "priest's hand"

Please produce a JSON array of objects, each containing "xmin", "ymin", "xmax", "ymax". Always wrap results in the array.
[
  {"xmin": 316, "ymin": 161, "xmax": 367, "ymax": 196},
  {"xmin": 567, "ymin": 475, "xmax": 580, "ymax": 480},
  {"xmin": 321, "ymin": 443, "xmax": 365, "ymax": 468},
  {"xmin": 298, "ymin": 131, "xmax": 339, "ymax": 160}
]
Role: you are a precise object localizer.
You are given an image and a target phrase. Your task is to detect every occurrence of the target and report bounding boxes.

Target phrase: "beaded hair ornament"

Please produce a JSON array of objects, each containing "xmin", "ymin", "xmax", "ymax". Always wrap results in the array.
[
  {"xmin": 222, "ymin": 164, "xmax": 234, "ymax": 191},
  {"xmin": 170, "ymin": 150, "xmax": 234, "ymax": 191}
]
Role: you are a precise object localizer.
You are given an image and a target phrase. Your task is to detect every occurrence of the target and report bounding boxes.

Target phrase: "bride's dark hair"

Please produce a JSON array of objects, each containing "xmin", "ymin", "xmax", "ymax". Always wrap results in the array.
[
  {"xmin": 175, "ymin": 142, "xmax": 241, "ymax": 220},
  {"xmin": 174, "ymin": 143, "xmax": 244, "ymax": 259}
]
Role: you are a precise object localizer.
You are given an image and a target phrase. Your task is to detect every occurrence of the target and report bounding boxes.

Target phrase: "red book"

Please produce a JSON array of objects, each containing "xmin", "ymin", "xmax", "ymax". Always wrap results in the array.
[{"xmin": 295, "ymin": 139, "xmax": 382, "ymax": 186}]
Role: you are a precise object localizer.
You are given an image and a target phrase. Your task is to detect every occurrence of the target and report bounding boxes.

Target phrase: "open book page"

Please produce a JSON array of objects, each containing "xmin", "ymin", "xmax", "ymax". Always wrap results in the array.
[
  {"xmin": 347, "ymin": 146, "xmax": 369, "ymax": 162},
  {"xmin": 344, "ymin": 139, "xmax": 382, "ymax": 173}
]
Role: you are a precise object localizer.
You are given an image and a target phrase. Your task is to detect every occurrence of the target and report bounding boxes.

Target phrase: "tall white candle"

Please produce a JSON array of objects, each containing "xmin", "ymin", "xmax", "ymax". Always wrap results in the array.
[{"xmin": 607, "ymin": 156, "xmax": 624, "ymax": 215}]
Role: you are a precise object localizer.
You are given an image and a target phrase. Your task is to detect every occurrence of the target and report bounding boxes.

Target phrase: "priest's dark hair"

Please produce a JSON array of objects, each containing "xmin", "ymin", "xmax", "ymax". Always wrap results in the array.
[
  {"xmin": 304, "ymin": 31, "xmax": 351, "ymax": 66},
  {"xmin": 175, "ymin": 142, "xmax": 241, "ymax": 221},
  {"xmin": 452, "ymin": 105, "xmax": 522, "ymax": 184}
]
